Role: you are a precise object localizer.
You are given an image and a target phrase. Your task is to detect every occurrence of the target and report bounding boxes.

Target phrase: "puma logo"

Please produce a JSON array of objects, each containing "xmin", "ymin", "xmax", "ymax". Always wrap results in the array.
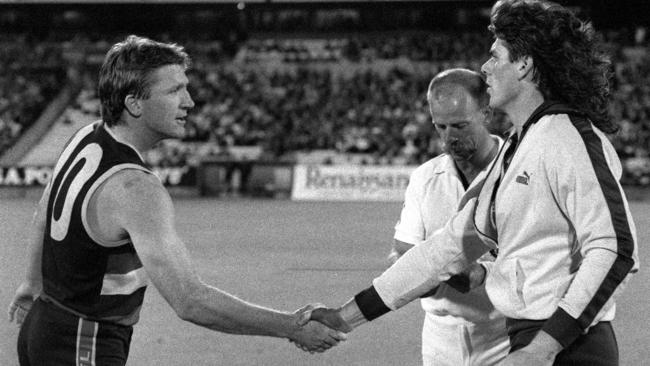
[{"xmin": 516, "ymin": 171, "xmax": 531, "ymax": 185}]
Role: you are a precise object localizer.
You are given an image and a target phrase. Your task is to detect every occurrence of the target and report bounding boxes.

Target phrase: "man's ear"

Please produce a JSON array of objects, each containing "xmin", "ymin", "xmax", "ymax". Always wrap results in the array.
[
  {"xmin": 517, "ymin": 55, "xmax": 534, "ymax": 81},
  {"xmin": 124, "ymin": 95, "xmax": 142, "ymax": 118}
]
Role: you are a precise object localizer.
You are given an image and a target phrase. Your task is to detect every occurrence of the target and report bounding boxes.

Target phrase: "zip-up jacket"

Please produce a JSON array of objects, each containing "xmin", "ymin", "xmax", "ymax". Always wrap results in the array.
[{"xmin": 360, "ymin": 102, "xmax": 638, "ymax": 348}]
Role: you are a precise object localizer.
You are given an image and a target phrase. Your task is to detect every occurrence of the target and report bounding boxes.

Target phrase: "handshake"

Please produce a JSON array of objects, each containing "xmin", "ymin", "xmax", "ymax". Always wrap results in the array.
[
  {"xmin": 286, "ymin": 262, "xmax": 488, "ymax": 354},
  {"xmin": 288, "ymin": 301, "xmax": 356, "ymax": 354}
]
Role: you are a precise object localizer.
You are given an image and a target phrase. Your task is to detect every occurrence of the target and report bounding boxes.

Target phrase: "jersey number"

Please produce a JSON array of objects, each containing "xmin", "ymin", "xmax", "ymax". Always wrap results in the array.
[{"xmin": 51, "ymin": 143, "xmax": 102, "ymax": 241}]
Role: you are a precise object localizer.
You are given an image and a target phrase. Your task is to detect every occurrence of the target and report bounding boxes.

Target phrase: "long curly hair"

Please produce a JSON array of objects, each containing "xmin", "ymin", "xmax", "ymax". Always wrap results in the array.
[{"xmin": 489, "ymin": 0, "xmax": 617, "ymax": 133}]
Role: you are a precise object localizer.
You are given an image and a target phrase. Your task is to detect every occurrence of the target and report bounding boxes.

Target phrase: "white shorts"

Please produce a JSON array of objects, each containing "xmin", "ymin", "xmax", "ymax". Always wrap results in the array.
[{"xmin": 421, "ymin": 312, "xmax": 510, "ymax": 366}]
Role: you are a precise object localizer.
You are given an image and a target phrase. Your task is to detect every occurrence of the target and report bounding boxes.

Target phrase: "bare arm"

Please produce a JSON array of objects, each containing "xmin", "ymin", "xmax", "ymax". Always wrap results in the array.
[
  {"xmin": 102, "ymin": 171, "xmax": 343, "ymax": 349},
  {"xmin": 23, "ymin": 184, "xmax": 50, "ymax": 289},
  {"xmin": 8, "ymin": 183, "xmax": 51, "ymax": 323}
]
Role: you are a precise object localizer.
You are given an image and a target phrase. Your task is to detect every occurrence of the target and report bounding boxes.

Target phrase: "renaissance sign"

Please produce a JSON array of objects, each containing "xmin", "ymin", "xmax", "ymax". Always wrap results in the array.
[{"xmin": 291, "ymin": 164, "xmax": 414, "ymax": 201}]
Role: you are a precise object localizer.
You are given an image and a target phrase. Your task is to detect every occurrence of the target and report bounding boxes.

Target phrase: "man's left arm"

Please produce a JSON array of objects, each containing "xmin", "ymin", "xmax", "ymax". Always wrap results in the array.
[{"xmin": 520, "ymin": 134, "xmax": 638, "ymax": 358}]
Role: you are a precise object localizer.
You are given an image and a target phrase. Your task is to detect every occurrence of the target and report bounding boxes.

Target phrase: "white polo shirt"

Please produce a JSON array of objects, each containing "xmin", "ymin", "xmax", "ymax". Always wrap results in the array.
[{"xmin": 394, "ymin": 149, "xmax": 502, "ymax": 323}]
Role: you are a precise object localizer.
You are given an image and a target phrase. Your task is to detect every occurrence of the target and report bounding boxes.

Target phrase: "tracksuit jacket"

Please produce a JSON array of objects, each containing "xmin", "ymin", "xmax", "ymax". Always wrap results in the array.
[{"xmin": 358, "ymin": 102, "xmax": 639, "ymax": 348}]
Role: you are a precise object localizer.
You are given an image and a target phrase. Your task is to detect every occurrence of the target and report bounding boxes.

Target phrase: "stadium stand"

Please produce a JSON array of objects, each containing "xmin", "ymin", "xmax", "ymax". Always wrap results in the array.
[
  {"xmin": 0, "ymin": 36, "xmax": 68, "ymax": 159},
  {"xmin": 1, "ymin": 3, "xmax": 649, "ymax": 186}
]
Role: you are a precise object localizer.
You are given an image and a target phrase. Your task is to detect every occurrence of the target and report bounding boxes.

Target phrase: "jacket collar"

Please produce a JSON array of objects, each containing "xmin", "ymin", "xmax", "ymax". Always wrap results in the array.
[{"xmin": 518, "ymin": 101, "xmax": 583, "ymax": 142}]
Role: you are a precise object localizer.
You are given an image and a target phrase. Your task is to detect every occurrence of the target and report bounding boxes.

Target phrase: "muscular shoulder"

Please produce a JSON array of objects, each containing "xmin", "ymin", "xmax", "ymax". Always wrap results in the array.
[
  {"xmin": 112, "ymin": 169, "xmax": 164, "ymax": 197},
  {"xmin": 97, "ymin": 169, "xmax": 171, "ymax": 221}
]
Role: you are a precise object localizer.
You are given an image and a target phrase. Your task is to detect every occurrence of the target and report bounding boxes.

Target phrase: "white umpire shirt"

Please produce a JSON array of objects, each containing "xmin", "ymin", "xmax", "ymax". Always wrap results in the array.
[{"xmin": 394, "ymin": 141, "xmax": 502, "ymax": 323}]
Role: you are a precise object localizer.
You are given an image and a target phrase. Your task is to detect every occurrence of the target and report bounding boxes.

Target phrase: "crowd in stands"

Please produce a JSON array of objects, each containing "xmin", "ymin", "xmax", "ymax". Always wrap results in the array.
[
  {"xmin": 186, "ymin": 65, "xmax": 441, "ymax": 164},
  {"xmin": 0, "ymin": 35, "xmax": 66, "ymax": 156},
  {"xmin": 236, "ymin": 32, "xmax": 491, "ymax": 64},
  {"xmin": 609, "ymin": 45, "xmax": 650, "ymax": 185},
  {"xmin": 2, "ymin": 30, "xmax": 649, "ymax": 184},
  {"xmin": 342, "ymin": 32, "xmax": 492, "ymax": 63}
]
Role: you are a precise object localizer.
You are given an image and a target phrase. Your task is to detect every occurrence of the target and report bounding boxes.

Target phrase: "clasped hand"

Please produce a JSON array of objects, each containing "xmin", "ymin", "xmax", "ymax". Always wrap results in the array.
[{"xmin": 288, "ymin": 304, "xmax": 348, "ymax": 354}]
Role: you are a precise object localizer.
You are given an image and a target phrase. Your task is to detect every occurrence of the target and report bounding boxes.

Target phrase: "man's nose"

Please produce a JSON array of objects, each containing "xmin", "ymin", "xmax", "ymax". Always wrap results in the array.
[
  {"xmin": 442, "ymin": 129, "xmax": 459, "ymax": 142},
  {"xmin": 445, "ymin": 135, "xmax": 459, "ymax": 145},
  {"xmin": 481, "ymin": 61, "xmax": 490, "ymax": 75},
  {"xmin": 182, "ymin": 90, "xmax": 195, "ymax": 109}
]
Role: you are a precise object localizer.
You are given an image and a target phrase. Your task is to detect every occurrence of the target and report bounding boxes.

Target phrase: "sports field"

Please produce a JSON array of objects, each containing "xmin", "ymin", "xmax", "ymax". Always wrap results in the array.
[{"xmin": 1, "ymin": 194, "xmax": 648, "ymax": 365}]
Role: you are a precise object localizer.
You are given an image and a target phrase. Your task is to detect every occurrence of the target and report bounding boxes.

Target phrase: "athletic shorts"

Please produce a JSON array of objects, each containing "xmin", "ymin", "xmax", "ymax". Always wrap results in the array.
[
  {"xmin": 507, "ymin": 318, "xmax": 618, "ymax": 366},
  {"xmin": 17, "ymin": 297, "xmax": 133, "ymax": 366}
]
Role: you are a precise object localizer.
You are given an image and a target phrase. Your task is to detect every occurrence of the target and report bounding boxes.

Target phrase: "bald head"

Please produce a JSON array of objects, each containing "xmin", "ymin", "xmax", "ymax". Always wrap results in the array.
[
  {"xmin": 427, "ymin": 68, "xmax": 493, "ymax": 164},
  {"xmin": 427, "ymin": 68, "xmax": 490, "ymax": 114}
]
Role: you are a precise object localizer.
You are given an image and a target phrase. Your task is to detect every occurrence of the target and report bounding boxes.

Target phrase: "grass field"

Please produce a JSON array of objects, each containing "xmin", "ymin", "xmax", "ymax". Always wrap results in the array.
[{"xmin": 1, "ymin": 194, "xmax": 648, "ymax": 365}]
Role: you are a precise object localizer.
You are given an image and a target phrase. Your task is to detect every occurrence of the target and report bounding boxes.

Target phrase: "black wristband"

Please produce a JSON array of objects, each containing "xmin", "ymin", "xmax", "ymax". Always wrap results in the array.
[{"xmin": 354, "ymin": 286, "xmax": 391, "ymax": 321}]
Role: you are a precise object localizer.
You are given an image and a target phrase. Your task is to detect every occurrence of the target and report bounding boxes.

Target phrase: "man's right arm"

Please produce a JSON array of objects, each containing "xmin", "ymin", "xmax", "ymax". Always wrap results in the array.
[
  {"xmin": 8, "ymin": 182, "xmax": 51, "ymax": 324},
  {"xmin": 390, "ymin": 164, "xmax": 424, "ymax": 265},
  {"xmin": 377, "ymin": 195, "xmax": 490, "ymax": 308},
  {"xmin": 103, "ymin": 170, "xmax": 344, "ymax": 351},
  {"xmin": 311, "ymin": 196, "xmax": 492, "ymax": 331}
]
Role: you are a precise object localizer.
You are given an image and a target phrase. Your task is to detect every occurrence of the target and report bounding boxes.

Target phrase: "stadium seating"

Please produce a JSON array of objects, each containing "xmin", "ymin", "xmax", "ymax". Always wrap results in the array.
[
  {"xmin": 3, "ymin": 29, "xmax": 649, "ymax": 184},
  {"xmin": 0, "ymin": 37, "xmax": 66, "ymax": 157}
]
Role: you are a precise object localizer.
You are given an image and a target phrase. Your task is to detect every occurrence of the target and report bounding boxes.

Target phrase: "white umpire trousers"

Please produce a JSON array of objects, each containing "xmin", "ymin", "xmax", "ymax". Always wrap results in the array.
[{"xmin": 421, "ymin": 312, "xmax": 510, "ymax": 366}]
